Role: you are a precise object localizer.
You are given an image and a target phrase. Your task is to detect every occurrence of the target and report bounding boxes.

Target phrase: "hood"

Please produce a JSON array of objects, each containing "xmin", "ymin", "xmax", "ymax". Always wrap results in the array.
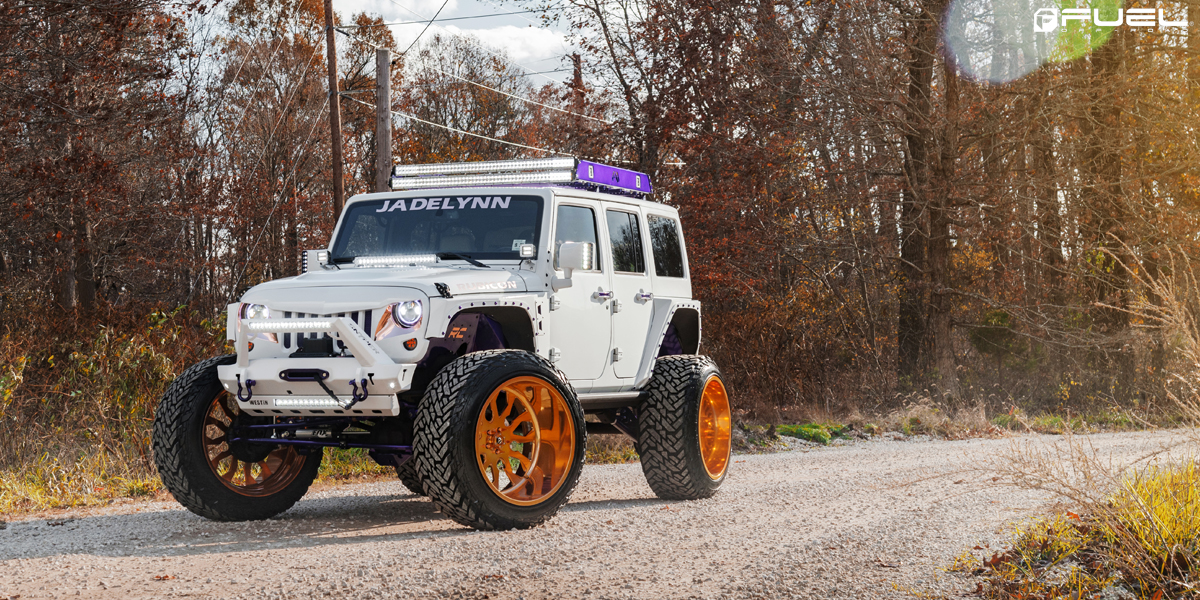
[{"xmin": 240, "ymin": 265, "xmax": 529, "ymax": 313}]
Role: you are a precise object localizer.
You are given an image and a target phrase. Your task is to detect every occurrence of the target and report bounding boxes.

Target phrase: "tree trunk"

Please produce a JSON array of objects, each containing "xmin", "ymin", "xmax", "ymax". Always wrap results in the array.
[
  {"xmin": 897, "ymin": 3, "xmax": 940, "ymax": 384},
  {"xmin": 929, "ymin": 58, "xmax": 960, "ymax": 398}
]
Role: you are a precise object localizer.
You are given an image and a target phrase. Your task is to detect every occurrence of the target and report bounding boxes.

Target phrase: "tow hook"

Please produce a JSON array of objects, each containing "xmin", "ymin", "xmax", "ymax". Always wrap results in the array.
[
  {"xmin": 236, "ymin": 374, "xmax": 256, "ymax": 402},
  {"xmin": 346, "ymin": 378, "xmax": 369, "ymax": 410}
]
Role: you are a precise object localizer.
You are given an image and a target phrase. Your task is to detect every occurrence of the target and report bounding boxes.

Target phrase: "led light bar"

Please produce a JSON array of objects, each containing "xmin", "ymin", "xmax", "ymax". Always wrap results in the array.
[
  {"xmin": 394, "ymin": 157, "xmax": 576, "ymax": 177},
  {"xmin": 246, "ymin": 319, "xmax": 335, "ymax": 331},
  {"xmin": 390, "ymin": 157, "xmax": 653, "ymax": 196},
  {"xmin": 391, "ymin": 170, "xmax": 574, "ymax": 191},
  {"xmin": 353, "ymin": 254, "xmax": 438, "ymax": 267},
  {"xmin": 275, "ymin": 398, "xmax": 341, "ymax": 407}
]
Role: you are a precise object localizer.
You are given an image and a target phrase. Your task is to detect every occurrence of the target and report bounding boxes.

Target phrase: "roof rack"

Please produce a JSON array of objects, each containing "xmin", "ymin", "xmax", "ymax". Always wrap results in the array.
[{"xmin": 391, "ymin": 157, "xmax": 653, "ymax": 198}]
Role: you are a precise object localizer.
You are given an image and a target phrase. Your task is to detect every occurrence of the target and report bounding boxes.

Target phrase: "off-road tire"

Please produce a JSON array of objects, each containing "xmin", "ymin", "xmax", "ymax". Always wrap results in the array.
[
  {"xmin": 637, "ymin": 355, "xmax": 731, "ymax": 500},
  {"xmin": 396, "ymin": 459, "xmax": 425, "ymax": 496},
  {"xmin": 152, "ymin": 354, "xmax": 322, "ymax": 521},
  {"xmin": 413, "ymin": 350, "xmax": 586, "ymax": 530}
]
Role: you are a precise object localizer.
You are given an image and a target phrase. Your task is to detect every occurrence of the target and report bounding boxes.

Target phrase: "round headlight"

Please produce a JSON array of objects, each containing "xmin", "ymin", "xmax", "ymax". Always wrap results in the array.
[
  {"xmin": 391, "ymin": 300, "xmax": 422, "ymax": 328},
  {"xmin": 240, "ymin": 303, "xmax": 270, "ymax": 320}
]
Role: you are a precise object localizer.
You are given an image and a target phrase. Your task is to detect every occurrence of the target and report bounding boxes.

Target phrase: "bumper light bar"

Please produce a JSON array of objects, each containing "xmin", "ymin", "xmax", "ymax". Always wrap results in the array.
[{"xmin": 391, "ymin": 158, "xmax": 653, "ymax": 197}]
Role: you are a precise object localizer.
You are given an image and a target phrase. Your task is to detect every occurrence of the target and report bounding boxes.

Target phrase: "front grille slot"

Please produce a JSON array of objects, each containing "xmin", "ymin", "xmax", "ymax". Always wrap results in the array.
[{"xmin": 280, "ymin": 310, "xmax": 373, "ymax": 350}]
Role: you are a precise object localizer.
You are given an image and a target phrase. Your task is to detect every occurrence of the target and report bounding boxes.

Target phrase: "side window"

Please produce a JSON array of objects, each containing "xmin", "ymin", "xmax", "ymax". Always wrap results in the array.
[
  {"xmin": 606, "ymin": 210, "xmax": 646, "ymax": 274},
  {"xmin": 647, "ymin": 215, "xmax": 685, "ymax": 278},
  {"xmin": 554, "ymin": 204, "xmax": 601, "ymax": 270}
]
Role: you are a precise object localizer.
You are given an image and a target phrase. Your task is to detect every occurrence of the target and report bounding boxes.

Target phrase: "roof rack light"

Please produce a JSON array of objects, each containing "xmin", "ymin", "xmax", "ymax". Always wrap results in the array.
[
  {"xmin": 390, "ymin": 157, "xmax": 653, "ymax": 196},
  {"xmin": 393, "ymin": 157, "xmax": 576, "ymax": 177},
  {"xmin": 391, "ymin": 170, "xmax": 575, "ymax": 191}
]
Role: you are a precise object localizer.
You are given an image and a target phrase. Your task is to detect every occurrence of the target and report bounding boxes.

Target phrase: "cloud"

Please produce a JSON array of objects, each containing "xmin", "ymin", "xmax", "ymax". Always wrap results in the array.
[{"xmin": 434, "ymin": 24, "xmax": 569, "ymax": 67}]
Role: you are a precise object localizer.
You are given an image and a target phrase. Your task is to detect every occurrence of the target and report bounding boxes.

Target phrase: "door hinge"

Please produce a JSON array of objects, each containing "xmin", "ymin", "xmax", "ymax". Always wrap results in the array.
[
  {"xmin": 549, "ymin": 347, "xmax": 562, "ymax": 363},
  {"xmin": 612, "ymin": 299, "xmax": 622, "ymax": 314},
  {"xmin": 612, "ymin": 348, "xmax": 624, "ymax": 362},
  {"xmin": 549, "ymin": 296, "xmax": 561, "ymax": 311}
]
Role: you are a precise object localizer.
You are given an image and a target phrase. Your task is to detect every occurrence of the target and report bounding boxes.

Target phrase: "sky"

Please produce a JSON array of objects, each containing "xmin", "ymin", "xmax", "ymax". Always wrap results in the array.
[{"xmin": 335, "ymin": 0, "xmax": 577, "ymax": 85}]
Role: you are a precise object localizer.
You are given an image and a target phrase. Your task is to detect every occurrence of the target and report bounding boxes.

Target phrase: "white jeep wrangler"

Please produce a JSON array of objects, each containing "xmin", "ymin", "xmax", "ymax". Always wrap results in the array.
[{"xmin": 152, "ymin": 158, "xmax": 732, "ymax": 530}]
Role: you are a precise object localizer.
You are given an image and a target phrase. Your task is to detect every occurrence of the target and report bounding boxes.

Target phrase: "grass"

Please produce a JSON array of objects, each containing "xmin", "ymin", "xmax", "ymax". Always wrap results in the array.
[
  {"xmin": 585, "ymin": 433, "xmax": 639, "ymax": 464},
  {"xmin": 776, "ymin": 422, "xmax": 850, "ymax": 445},
  {"xmin": 990, "ymin": 406, "xmax": 1146, "ymax": 435},
  {"xmin": 964, "ymin": 460, "xmax": 1200, "ymax": 599}
]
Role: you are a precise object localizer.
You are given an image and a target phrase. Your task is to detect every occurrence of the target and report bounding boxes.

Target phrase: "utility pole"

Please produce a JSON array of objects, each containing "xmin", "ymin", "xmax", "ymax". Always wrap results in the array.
[
  {"xmin": 375, "ymin": 48, "xmax": 392, "ymax": 193},
  {"xmin": 323, "ymin": 0, "xmax": 345, "ymax": 222}
]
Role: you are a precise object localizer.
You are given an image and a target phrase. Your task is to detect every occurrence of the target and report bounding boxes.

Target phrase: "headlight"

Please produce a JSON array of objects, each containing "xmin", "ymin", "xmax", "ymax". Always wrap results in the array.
[
  {"xmin": 237, "ymin": 303, "xmax": 277, "ymax": 344},
  {"xmin": 391, "ymin": 300, "xmax": 422, "ymax": 328},
  {"xmin": 239, "ymin": 303, "xmax": 270, "ymax": 319}
]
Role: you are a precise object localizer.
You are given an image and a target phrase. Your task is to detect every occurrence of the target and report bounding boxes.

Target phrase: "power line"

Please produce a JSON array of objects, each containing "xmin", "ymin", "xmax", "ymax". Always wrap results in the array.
[
  {"xmin": 379, "ymin": 0, "xmax": 563, "ymax": 84},
  {"xmin": 403, "ymin": 0, "xmax": 449, "ymax": 56},
  {"xmin": 342, "ymin": 95, "xmax": 569, "ymax": 156},
  {"xmin": 338, "ymin": 10, "xmax": 540, "ymax": 28},
  {"xmin": 234, "ymin": 94, "xmax": 333, "ymax": 292},
  {"xmin": 333, "ymin": 27, "xmax": 612, "ymax": 124},
  {"xmin": 417, "ymin": 63, "xmax": 613, "ymax": 124}
]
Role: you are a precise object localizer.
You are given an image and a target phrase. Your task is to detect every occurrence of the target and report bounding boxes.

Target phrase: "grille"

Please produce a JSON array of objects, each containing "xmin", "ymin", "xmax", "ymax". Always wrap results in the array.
[{"xmin": 281, "ymin": 310, "xmax": 374, "ymax": 351}]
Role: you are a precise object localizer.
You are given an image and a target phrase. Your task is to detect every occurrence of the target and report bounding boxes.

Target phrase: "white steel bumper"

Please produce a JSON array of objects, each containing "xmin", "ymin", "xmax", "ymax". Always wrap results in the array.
[{"xmin": 216, "ymin": 317, "xmax": 415, "ymax": 416}]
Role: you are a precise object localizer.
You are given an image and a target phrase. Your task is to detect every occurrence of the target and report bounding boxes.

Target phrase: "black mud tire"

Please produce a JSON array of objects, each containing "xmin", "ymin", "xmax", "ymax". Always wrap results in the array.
[
  {"xmin": 396, "ymin": 458, "xmax": 426, "ymax": 496},
  {"xmin": 413, "ymin": 350, "xmax": 586, "ymax": 530},
  {"xmin": 152, "ymin": 354, "xmax": 322, "ymax": 521},
  {"xmin": 637, "ymin": 355, "xmax": 730, "ymax": 500}
]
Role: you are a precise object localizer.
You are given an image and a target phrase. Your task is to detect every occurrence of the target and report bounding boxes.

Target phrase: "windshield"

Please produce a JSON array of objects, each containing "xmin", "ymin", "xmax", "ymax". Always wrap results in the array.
[{"xmin": 331, "ymin": 194, "xmax": 544, "ymax": 262}]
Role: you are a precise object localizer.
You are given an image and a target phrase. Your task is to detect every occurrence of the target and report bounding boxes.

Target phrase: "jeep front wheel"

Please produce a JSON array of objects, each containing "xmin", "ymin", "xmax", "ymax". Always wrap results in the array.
[
  {"xmin": 152, "ymin": 355, "xmax": 322, "ymax": 521},
  {"xmin": 637, "ymin": 355, "xmax": 732, "ymax": 500},
  {"xmin": 414, "ymin": 350, "xmax": 585, "ymax": 530}
]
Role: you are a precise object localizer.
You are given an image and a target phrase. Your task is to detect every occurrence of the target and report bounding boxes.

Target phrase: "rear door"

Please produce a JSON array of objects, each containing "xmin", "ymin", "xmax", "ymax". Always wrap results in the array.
[{"xmin": 601, "ymin": 203, "xmax": 655, "ymax": 379}]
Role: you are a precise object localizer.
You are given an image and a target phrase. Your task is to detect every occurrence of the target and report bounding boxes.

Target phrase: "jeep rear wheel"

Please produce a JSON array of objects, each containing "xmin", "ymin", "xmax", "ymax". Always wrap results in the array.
[
  {"xmin": 152, "ymin": 355, "xmax": 321, "ymax": 521},
  {"xmin": 637, "ymin": 355, "xmax": 732, "ymax": 500},
  {"xmin": 414, "ymin": 350, "xmax": 585, "ymax": 530}
]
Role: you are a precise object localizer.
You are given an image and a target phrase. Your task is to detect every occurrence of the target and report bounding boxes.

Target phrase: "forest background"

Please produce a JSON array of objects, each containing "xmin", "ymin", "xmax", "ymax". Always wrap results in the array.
[{"xmin": 2, "ymin": 0, "xmax": 1200, "ymax": 508}]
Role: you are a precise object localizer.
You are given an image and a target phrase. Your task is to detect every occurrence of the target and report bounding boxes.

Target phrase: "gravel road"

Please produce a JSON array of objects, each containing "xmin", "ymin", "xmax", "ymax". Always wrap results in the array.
[{"xmin": 1, "ymin": 430, "xmax": 1192, "ymax": 600}]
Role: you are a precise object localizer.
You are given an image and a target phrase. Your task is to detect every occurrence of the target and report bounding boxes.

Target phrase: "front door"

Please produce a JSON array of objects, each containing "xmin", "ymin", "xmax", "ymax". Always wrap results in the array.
[{"xmin": 545, "ymin": 200, "xmax": 611, "ymax": 383}]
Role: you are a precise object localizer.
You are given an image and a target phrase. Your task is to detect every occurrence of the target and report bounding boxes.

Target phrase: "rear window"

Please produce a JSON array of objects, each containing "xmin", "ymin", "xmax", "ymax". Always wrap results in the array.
[
  {"xmin": 606, "ymin": 209, "xmax": 646, "ymax": 274},
  {"xmin": 647, "ymin": 215, "xmax": 685, "ymax": 278}
]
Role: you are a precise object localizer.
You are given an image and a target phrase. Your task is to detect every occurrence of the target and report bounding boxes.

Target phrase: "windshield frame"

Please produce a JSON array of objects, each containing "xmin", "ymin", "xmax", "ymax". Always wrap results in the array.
[{"xmin": 329, "ymin": 192, "xmax": 547, "ymax": 264}]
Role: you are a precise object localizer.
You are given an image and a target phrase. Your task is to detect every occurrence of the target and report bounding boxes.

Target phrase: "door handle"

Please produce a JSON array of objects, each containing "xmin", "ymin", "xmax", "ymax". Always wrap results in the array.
[
  {"xmin": 637, "ymin": 291, "xmax": 653, "ymax": 302},
  {"xmin": 594, "ymin": 290, "xmax": 613, "ymax": 300}
]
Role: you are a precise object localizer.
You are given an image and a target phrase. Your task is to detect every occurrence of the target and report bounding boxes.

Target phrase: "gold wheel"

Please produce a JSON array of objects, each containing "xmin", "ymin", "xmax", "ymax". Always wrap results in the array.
[
  {"xmin": 698, "ymin": 375, "xmax": 732, "ymax": 480},
  {"xmin": 201, "ymin": 392, "xmax": 307, "ymax": 497},
  {"xmin": 474, "ymin": 375, "xmax": 576, "ymax": 506}
]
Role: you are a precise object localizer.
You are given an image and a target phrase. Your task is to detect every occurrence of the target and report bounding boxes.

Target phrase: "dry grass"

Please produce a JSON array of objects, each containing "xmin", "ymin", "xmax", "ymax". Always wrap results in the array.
[
  {"xmin": 585, "ymin": 433, "xmax": 639, "ymax": 464},
  {"xmin": 959, "ymin": 249, "xmax": 1200, "ymax": 599},
  {"xmin": 883, "ymin": 396, "xmax": 999, "ymax": 439}
]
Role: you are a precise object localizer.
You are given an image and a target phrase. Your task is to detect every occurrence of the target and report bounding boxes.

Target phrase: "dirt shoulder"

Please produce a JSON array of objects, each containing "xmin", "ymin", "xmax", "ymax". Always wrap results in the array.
[{"xmin": 0, "ymin": 430, "xmax": 1191, "ymax": 600}]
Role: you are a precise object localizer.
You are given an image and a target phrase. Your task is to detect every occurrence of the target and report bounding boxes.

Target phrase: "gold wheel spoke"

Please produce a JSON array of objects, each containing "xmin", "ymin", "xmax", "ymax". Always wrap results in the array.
[
  {"xmin": 506, "ymin": 410, "xmax": 533, "ymax": 432},
  {"xmin": 242, "ymin": 462, "xmax": 254, "ymax": 485}
]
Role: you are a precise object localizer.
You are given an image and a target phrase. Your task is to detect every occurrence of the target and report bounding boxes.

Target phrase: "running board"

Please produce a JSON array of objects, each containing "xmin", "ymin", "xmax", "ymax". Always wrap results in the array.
[{"xmin": 577, "ymin": 391, "xmax": 643, "ymax": 410}]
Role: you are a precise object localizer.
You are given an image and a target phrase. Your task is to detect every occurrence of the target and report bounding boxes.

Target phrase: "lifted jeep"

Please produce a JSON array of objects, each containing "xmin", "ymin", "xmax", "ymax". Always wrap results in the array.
[{"xmin": 152, "ymin": 158, "xmax": 732, "ymax": 530}]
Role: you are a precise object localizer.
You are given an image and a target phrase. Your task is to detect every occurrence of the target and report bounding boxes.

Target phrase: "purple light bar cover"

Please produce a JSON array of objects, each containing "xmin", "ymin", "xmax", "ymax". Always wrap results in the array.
[{"xmin": 576, "ymin": 160, "xmax": 653, "ymax": 194}]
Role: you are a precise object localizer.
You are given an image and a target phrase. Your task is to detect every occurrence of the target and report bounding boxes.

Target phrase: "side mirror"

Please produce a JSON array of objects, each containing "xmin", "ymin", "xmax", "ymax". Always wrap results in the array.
[{"xmin": 553, "ymin": 242, "xmax": 594, "ymax": 290}]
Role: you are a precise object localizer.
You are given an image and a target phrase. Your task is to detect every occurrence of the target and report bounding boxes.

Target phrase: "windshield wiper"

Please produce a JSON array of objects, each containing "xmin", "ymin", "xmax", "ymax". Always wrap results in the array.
[{"xmin": 437, "ymin": 252, "xmax": 489, "ymax": 268}]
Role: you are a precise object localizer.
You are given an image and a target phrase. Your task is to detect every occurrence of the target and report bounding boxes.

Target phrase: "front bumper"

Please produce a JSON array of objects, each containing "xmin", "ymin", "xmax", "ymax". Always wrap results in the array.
[{"xmin": 217, "ymin": 317, "xmax": 415, "ymax": 416}]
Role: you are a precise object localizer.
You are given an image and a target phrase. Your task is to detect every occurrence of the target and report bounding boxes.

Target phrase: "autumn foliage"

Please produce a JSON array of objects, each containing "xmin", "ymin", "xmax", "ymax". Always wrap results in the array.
[{"xmin": 3, "ymin": 0, "xmax": 1200, "ymax": 471}]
